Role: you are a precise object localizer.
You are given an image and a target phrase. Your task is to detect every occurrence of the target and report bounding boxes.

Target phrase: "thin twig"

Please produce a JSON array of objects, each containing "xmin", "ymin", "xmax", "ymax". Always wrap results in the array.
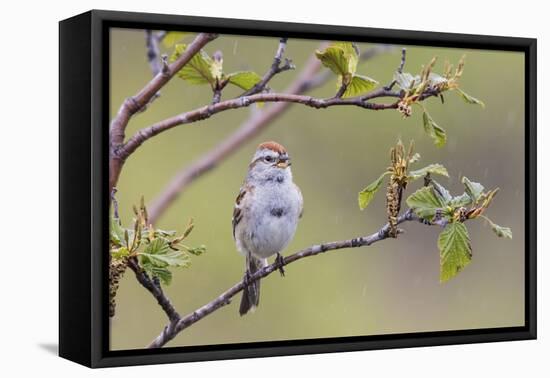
[
  {"xmin": 146, "ymin": 30, "xmax": 163, "ymax": 77},
  {"xmin": 145, "ymin": 31, "xmax": 169, "ymax": 104},
  {"xmin": 211, "ymin": 87, "xmax": 223, "ymax": 104},
  {"xmin": 109, "ymin": 32, "xmax": 219, "ymax": 195},
  {"xmin": 211, "ymin": 51, "xmax": 226, "ymax": 104},
  {"xmin": 334, "ymin": 82, "xmax": 348, "ymax": 98},
  {"xmin": 241, "ymin": 38, "xmax": 295, "ymax": 96},
  {"xmin": 385, "ymin": 48, "xmax": 407, "ymax": 90},
  {"xmin": 127, "ymin": 258, "xmax": 181, "ymax": 323},
  {"xmin": 398, "ymin": 48, "xmax": 407, "ymax": 73},
  {"xmin": 111, "ymin": 188, "xmax": 119, "ymax": 220},
  {"xmin": 146, "ymin": 209, "xmax": 442, "ymax": 348}
]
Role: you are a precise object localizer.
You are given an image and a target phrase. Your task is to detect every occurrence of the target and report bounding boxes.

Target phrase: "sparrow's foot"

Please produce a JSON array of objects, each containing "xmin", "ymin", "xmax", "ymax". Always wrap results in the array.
[
  {"xmin": 275, "ymin": 253, "xmax": 285, "ymax": 277},
  {"xmin": 243, "ymin": 270, "xmax": 252, "ymax": 287}
]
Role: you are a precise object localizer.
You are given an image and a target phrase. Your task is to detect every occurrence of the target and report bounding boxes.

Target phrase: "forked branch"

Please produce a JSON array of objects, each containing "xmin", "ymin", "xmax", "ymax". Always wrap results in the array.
[
  {"xmin": 109, "ymin": 32, "xmax": 219, "ymax": 194},
  {"xmin": 127, "ymin": 258, "xmax": 180, "ymax": 323},
  {"xmin": 119, "ymin": 90, "xmax": 404, "ymax": 161},
  {"xmin": 146, "ymin": 209, "xmax": 444, "ymax": 348},
  {"xmin": 241, "ymin": 37, "xmax": 295, "ymax": 96}
]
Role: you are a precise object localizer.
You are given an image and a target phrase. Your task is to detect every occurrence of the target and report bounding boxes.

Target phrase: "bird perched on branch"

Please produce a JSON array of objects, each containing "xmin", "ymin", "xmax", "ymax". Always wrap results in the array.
[{"xmin": 232, "ymin": 141, "xmax": 303, "ymax": 315}]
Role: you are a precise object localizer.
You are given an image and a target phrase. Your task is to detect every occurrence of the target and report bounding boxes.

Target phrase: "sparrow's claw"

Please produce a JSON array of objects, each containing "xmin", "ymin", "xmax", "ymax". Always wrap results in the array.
[
  {"xmin": 243, "ymin": 270, "xmax": 252, "ymax": 287},
  {"xmin": 275, "ymin": 253, "xmax": 285, "ymax": 277}
]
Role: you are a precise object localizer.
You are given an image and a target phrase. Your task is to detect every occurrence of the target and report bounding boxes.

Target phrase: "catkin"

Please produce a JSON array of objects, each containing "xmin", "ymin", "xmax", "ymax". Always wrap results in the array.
[
  {"xmin": 109, "ymin": 257, "xmax": 129, "ymax": 318},
  {"xmin": 386, "ymin": 180, "xmax": 402, "ymax": 238}
]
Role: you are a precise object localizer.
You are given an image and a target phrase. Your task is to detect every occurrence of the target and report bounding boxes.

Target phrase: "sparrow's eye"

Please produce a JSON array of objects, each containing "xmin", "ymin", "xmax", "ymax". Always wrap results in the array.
[{"xmin": 264, "ymin": 156, "xmax": 274, "ymax": 163}]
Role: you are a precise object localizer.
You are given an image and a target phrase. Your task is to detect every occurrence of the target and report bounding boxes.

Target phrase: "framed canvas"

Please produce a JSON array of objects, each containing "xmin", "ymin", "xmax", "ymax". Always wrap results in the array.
[{"xmin": 59, "ymin": 10, "xmax": 537, "ymax": 368}]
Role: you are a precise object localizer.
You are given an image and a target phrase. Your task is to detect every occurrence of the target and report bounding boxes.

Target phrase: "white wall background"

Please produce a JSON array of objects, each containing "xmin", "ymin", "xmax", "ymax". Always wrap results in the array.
[{"xmin": 0, "ymin": 0, "xmax": 545, "ymax": 376}]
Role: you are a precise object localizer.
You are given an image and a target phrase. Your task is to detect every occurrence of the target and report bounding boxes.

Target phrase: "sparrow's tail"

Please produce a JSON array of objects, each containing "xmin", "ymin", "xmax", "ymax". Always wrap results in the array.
[{"xmin": 239, "ymin": 254, "xmax": 267, "ymax": 316}]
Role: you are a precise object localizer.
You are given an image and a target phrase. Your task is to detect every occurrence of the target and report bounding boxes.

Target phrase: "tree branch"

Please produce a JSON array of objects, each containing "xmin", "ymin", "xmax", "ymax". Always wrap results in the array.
[
  {"xmin": 127, "ymin": 258, "xmax": 181, "ymax": 323},
  {"xmin": 334, "ymin": 82, "xmax": 348, "ymax": 98},
  {"xmin": 385, "ymin": 47, "xmax": 407, "ymax": 90},
  {"xmin": 146, "ymin": 209, "xmax": 441, "ymax": 348},
  {"xmin": 144, "ymin": 30, "xmax": 169, "ymax": 103},
  {"xmin": 145, "ymin": 30, "xmax": 164, "ymax": 77},
  {"xmin": 147, "ymin": 45, "xmax": 393, "ymax": 223},
  {"xmin": 109, "ymin": 32, "xmax": 219, "ymax": 195},
  {"xmin": 119, "ymin": 90, "xmax": 402, "ymax": 163},
  {"xmin": 241, "ymin": 37, "xmax": 295, "ymax": 96}
]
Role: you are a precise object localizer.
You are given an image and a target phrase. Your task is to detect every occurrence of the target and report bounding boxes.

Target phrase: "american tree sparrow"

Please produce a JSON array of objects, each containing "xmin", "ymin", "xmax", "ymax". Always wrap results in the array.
[{"xmin": 232, "ymin": 141, "xmax": 303, "ymax": 315}]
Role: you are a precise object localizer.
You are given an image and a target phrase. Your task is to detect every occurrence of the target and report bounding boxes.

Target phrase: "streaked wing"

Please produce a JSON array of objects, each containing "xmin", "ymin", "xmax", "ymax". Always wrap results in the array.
[
  {"xmin": 294, "ymin": 183, "xmax": 304, "ymax": 218},
  {"xmin": 232, "ymin": 185, "xmax": 251, "ymax": 239}
]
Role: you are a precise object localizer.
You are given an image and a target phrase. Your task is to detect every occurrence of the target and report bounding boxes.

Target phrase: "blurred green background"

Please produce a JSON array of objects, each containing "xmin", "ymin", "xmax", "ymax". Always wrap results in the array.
[{"xmin": 109, "ymin": 28, "xmax": 525, "ymax": 350}]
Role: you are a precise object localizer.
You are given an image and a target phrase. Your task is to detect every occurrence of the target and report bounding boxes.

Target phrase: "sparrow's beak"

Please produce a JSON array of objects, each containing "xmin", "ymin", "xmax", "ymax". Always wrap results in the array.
[{"xmin": 276, "ymin": 158, "xmax": 291, "ymax": 168}]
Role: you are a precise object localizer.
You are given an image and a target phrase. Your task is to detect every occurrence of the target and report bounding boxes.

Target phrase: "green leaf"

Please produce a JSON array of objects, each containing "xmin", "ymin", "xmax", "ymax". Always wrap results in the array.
[
  {"xmin": 140, "ymin": 239, "xmax": 190, "ymax": 267},
  {"xmin": 409, "ymin": 153, "xmax": 421, "ymax": 164},
  {"xmin": 406, "ymin": 186, "xmax": 446, "ymax": 220},
  {"xmin": 315, "ymin": 42, "xmax": 358, "ymax": 80},
  {"xmin": 462, "ymin": 176, "xmax": 485, "ymax": 203},
  {"xmin": 334, "ymin": 42, "xmax": 359, "ymax": 75},
  {"xmin": 342, "ymin": 74, "xmax": 378, "ymax": 98},
  {"xmin": 393, "ymin": 72, "xmax": 418, "ymax": 90},
  {"xmin": 110, "ymin": 215, "xmax": 126, "ymax": 246},
  {"xmin": 144, "ymin": 265, "xmax": 173, "ymax": 285},
  {"xmin": 171, "ymin": 44, "xmax": 216, "ymax": 85},
  {"xmin": 449, "ymin": 193, "xmax": 472, "ymax": 208},
  {"xmin": 490, "ymin": 223, "xmax": 513, "ymax": 239},
  {"xmin": 111, "ymin": 247, "xmax": 129, "ymax": 260},
  {"xmin": 431, "ymin": 180, "xmax": 453, "ymax": 204},
  {"xmin": 227, "ymin": 71, "xmax": 262, "ymax": 91},
  {"xmin": 409, "ymin": 164, "xmax": 449, "ymax": 181},
  {"xmin": 481, "ymin": 216, "xmax": 513, "ymax": 239},
  {"xmin": 141, "ymin": 238, "xmax": 169, "ymax": 259},
  {"xmin": 456, "ymin": 88, "xmax": 485, "ymax": 108},
  {"xmin": 187, "ymin": 245, "xmax": 207, "ymax": 256},
  {"xmin": 162, "ymin": 32, "xmax": 188, "ymax": 48},
  {"xmin": 439, "ymin": 222, "xmax": 472, "ymax": 282},
  {"xmin": 142, "ymin": 250, "xmax": 190, "ymax": 268},
  {"xmin": 211, "ymin": 58, "xmax": 224, "ymax": 82},
  {"xmin": 422, "ymin": 111, "xmax": 447, "ymax": 148},
  {"xmin": 358, "ymin": 172, "xmax": 390, "ymax": 210},
  {"xmin": 154, "ymin": 228, "xmax": 177, "ymax": 238}
]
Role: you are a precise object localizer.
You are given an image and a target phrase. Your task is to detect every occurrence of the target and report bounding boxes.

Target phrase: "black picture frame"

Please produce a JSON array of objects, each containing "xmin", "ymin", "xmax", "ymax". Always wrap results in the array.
[{"xmin": 59, "ymin": 9, "xmax": 537, "ymax": 368}]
